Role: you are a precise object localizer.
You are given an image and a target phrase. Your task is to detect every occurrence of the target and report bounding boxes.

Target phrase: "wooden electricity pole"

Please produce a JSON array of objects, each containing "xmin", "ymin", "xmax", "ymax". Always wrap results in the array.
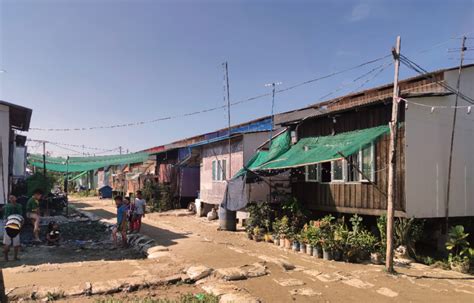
[
  {"xmin": 224, "ymin": 62, "xmax": 232, "ymax": 179},
  {"xmin": 42, "ymin": 141, "xmax": 47, "ymax": 177},
  {"xmin": 386, "ymin": 36, "xmax": 401, "ymax": 273},
  {"xmin": 445, "ymin": 36, "xmax": 467, "ymax": 232}
]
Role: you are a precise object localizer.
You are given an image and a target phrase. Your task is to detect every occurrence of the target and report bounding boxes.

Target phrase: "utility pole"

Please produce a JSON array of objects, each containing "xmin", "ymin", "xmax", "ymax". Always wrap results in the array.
[
  {"xmin": 264, "ymin": 82, "xmax": 282, "ymax": 143},
  {"xmin": 386, "ymin": 36, "xmax": 401, "ymax": 273},
  {"xmin": 264, "ymin": 81, "xmax": 281, "ymax": 204},
  {"xmin": 224, "ymin": 62, "xmax": 231, "ymax": 178},
  {"xmin": 445, "ymin": 36, "xmax": 467, "ymax": 232},
  {"xmin": 42, "ymin": 140, "xmax": 49, "ymax": 215},
  {"xmin": 65, "ymin": 156, "xmax": 70, "ymax": 216},
  {"xmin": 119, "ymin": 146, "xmax": 122, "ymax": 155},
  {"xmin": 42, "ymin": 141, "xmax": 47, "ymax": 178}
]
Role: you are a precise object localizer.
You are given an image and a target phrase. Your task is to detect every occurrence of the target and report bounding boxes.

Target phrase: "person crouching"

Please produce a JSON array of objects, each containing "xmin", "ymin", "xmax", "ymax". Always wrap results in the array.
[{"xmin": 46, "ymin": 221, "xmax": 61, "ymax": 246}]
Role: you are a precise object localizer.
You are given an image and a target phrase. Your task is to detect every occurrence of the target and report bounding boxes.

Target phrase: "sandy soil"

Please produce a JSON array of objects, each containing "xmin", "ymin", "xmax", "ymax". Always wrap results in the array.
[{"xmin": 4, "ymin": 197, "xmax": 474, "ymax": 302}]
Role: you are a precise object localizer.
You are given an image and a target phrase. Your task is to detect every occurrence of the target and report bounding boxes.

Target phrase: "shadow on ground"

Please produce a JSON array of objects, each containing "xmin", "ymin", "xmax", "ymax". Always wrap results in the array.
[{"xmin": 72, "ymin": 199, "xmax": 190, "ymax": 248}]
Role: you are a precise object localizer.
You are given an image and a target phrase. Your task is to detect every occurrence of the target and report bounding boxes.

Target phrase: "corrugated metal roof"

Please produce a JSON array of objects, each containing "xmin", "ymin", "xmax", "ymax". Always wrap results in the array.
[
  {"xmin": 0, "ymin": 100, "xmax": 33, "ymax": 131},
  {"xmin": 281, "ymin": 65, "xmax": 474, "ymax": 125}
]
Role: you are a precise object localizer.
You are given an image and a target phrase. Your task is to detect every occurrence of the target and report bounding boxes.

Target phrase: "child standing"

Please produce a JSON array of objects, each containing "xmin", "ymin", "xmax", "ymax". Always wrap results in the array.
[
  {"xmin": 26, "ymin": 189, "xmax": 42, "ymax": 242},
  {"xmin": 132, "ymin": 191, "xmax": 146, "ymax": 233},
  {"xmin": 112, "ymin": 196, "xmax": 128, "ymax": 247}
]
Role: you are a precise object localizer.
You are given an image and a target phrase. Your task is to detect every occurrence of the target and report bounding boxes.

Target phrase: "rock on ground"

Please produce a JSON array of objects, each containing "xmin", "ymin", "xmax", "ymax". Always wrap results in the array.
[
  {"xmin": 220, "ymin": 292, "xmax": 261, "ymax": 303},
  {"xmin": 147, "ymin": 245, "xmax": 170, "ymax": 255},
  {"xmin": 377, "ymin": 287, "xmax": 399, "ymax": 297},
  {"xmin": 201, "ymin": 282, "xmax": 240, "ymax": 296},
  {"xmin": 148, "ymin": 251, "xmax": 171, "ymax": 259},
  {"xmin": 215, "ymin": 267, "xmax": 247, "ymax": 281},
  {"xmin": 186, "ymin": 265, "xmax": 213, "ymax": 281},
  {"xmin": 273, "ymin": 278, "xmax": 306, "ymax": 287},
  {"xmin": 215, "ymin": 262, "xmax": 268, "ymax": 281},
  {"xmin": 290, "ymin": 288, "xmax": 322, "ymax": 297},
  {"xmin": 341, "ymin": 278, "xmax": 374, "ymax": 289}
]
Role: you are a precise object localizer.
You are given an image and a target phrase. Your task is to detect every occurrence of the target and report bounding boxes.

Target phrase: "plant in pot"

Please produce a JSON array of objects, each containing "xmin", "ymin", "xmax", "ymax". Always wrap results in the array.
[
  {"xmin": 272, "ymin": 219, "xmax": 281, "ymax": 246},
  {"xmin": 446, "ymin": 225, "xmax": 471, "ymax": 274},
  {"xmin": 279, "ymin": 216, "xmax": 292, "ymax": 249},
  {"xmin": 263, "ymin": 209, "xmax": 273, "ymax": 243},
  {"xmin": 333, "ymin": 221, "xmax": 349, "ymax": 261},
  {"xmin": 343, "ymin": 214, "xmax": 378, "ymax": 263},
  {"xmin": 299, "ymin": 226, "xmax": 309, "ymax": 254},
  {"xmin": 356, "ymin": 230, "xmax": 378, "ymax": 262},
  {"xmin": 291, "ymin": 231, "xmax": 300, "ymax": 252},
  {"xmin": 253, "ymin": 226, "xmax": 263, "ymax": 242},
  {"xmin": 320, "ymin": 215, "xmax": 335, "ymax": 260},
  {"xmin": 308, "ymin": 221, "xmax": 322, "ymax": 258}
]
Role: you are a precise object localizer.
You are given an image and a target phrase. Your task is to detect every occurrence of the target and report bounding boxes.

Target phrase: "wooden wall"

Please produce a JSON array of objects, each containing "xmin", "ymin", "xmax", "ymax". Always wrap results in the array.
[{"xmin": 292, "ymin": 102, "xmax": 406, "ymax": 216}]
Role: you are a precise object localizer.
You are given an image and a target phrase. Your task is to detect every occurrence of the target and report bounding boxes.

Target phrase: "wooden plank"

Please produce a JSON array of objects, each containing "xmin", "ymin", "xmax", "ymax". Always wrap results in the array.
[
  {"xmin": 311, "ymin": 205, "xmax": 406, "ymax": 217},
  {"xmin": 361, "ymin": 184, "xmax": 366, "ymax": 209},
  {"xmin": 355, "ymin": 184, "xmax": 362, "ymax": 209}
]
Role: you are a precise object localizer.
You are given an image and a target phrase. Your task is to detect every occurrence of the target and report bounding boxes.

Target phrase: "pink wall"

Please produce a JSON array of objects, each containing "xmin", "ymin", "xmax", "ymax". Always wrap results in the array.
[{"xmin": 200, "ymin": 151, "xmax": 243, "ymax": 205}]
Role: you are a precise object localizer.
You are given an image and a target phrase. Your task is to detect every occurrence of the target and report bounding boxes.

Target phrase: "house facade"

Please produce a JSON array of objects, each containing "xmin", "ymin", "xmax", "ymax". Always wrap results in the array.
[
  {"xmin": 0, "ymin": 101, "xmax": 32, "ymax": 205},
  {"xmin": 275, "ymin": 65, "xmax": 474, "ymax": 218},
  {"xmin": 199, "ymin": 131, "xmax": 271, "ymax": 207}
]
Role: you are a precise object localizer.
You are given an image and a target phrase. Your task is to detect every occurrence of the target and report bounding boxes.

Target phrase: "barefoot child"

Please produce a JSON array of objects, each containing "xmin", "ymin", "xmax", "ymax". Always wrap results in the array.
[
  {"xmin": 112, "ymin": 196, "xmax": 128, "ymax": 247},
  {"xmin": 3, "ymin": 195, "xmax": 24, "ymax": 261},
  {"xmin": 132, "ymin": 190, "xmax": 146, "ymax": 233},
  {"xmin": 26, "ymin": 189, "xmax": 42, "ymax": 242}
]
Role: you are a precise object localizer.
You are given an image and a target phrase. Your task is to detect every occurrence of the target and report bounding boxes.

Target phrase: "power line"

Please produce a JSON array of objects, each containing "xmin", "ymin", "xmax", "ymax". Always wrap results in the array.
[
  {"xmin": 29, "ymin": 55, "xmax": 390, "ymax": 132},
  {"xmin": 318, "ymin": 62, "xmax": 389, "ymax": 100},
  {"xmin": 27, "ymin": 139, "xmax": 118, "ymax": 151},
  {"xmin": 399, "ymin": 54, "xmax": 474, "ymax": 105}
]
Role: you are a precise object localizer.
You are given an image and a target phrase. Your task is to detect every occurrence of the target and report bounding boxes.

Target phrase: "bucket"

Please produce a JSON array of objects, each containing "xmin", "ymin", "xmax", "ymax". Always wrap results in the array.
[{"xmin": 218, "ymin": 205, "xmax": 236, "ymax": 231}]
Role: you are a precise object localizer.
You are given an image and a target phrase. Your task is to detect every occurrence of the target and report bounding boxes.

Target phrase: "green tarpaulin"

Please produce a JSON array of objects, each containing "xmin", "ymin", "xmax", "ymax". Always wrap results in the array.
[
  {"xmin": 28, "ymin": 152, "xmax": 151, "ymax": 173},
  {"xmin": 69, "ymin": 170, "xmax": 89, "ymax": 181},
  {"xmin": 259, "ymin": 125, "xmax": 389, "ymax": 170},
  {"xmin": 233, "ymin": 130, "xmax": 291, "ymax": 179}
]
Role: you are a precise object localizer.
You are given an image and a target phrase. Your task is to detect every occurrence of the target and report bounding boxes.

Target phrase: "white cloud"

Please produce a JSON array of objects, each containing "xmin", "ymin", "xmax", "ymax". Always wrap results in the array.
[{"xmin": 348, "ymin": 2, "xmax": 371, "ymax": 22}]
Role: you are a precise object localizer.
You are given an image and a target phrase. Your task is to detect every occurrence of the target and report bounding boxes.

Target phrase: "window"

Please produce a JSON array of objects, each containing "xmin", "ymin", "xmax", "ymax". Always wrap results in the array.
[
  {"xmin": 360, "ymin": 144, "xmax": 375, "ymax": 182},
  {"xmin": 321, "ymin": 162, "xmax": 332, "ymax": 182},
  {"xmin": 305, "ymin": 164, "xmax": 320, "ymax": 182},
  {"xmin": 212, "ymin": 160, "xmax": 216, "ymax": 181},
  {"xmin": 345, "ymin": 143, "xmax": 375, "ymax": 182},
  {"xmin": 212, "ymin": 159, "xmax": 227, "ymax": 181},
  {"xmin": 347, "ymin": 153, "xmax": 360, "ymax": 182},
  {"xmin": 331, "ymin": 159, "xmax": 345, "ymax": 182}
]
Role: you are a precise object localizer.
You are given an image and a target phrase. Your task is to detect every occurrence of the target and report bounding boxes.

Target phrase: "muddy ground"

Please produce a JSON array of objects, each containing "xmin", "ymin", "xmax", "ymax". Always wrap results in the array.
[
  {"xmin": 3, "ymin": 197, "xmax": 474, "ymax": 302},
  {"xmin": 1, "ymin": 214, "xmax": 141, "ymax": 270}
]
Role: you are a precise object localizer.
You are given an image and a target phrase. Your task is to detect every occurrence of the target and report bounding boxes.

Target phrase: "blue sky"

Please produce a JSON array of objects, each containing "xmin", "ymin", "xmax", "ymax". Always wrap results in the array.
[{"xmin": 0, "ymin": 0, "xmax": 472, "ymax": 156}]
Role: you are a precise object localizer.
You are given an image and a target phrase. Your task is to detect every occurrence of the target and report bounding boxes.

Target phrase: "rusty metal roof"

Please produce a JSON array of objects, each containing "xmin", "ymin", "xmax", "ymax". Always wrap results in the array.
[
  {"xmin": 281, "ymin": 64, "xmax": 474, "ymax": 124},
  {"xmin": 0, "ymin": 100, "xmax": 33, "ymax": 131}
]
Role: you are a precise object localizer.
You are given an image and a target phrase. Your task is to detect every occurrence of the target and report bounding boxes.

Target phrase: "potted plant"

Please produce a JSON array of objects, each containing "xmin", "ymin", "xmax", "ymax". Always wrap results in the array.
[
  {"xmin": 446, "ymin": 225, "xmax": 471, "ymax": 273},
  {"xmin": 292, "ymin": 233, "xmax": 300, "ymax": 252},
  {"xmin": 253, "ymin": 226, "xmax": 263, "ymax": 242},
  {"xmin": 299, "ymin": 227, "xmax": 308, "ymax": 254},
  {"xmin": 319, "ymin": 215, "xmax": 335, "ymax": 261},
  {"xmin": 272, "ymin": 219, "xmax": 280, "ymax": 245},
  {"xmin": 245, "ymin": 225, "xmax": 254, "ymax": 240},
  {"xmin": 333, "ymin": 221, "xmax": 349, "ymax": 261},
  {"xmin": 279, "ymin": 216, "xmax": 292, "ymax": 249}
]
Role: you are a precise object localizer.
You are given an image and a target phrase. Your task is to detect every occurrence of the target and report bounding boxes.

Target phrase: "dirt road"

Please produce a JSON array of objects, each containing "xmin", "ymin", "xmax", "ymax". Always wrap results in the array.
[{"xmin": 65, "ymin": 197, "xmax": 474, "ymax": 302}]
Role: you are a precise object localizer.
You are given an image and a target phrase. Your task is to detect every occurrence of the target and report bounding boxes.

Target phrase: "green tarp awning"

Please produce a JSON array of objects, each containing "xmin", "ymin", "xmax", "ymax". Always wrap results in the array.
[
  {"xmin": 69, "ymin": 171, "xmax": 89, "ymax": 181},
  {"xmin": 28, "ymin": 152, "xmax": 151, "ymax": 173},
  {"xmin": 233, "ymin": 130, "xmax": 292, "ymax": 179},
  {"xmin": 258, "ymin": 125, "xmax": 389, "ymax": 170}
]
